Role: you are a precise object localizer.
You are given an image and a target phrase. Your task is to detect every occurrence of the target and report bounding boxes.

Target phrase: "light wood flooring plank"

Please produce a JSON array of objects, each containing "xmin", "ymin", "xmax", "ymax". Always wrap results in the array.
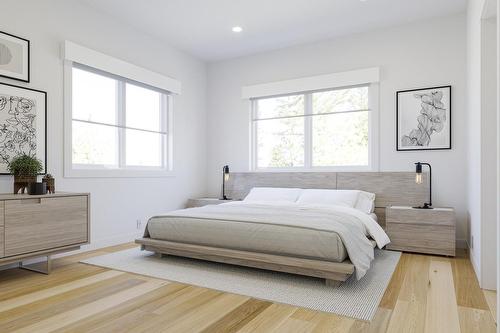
[
  {"xmin": 0, "ymin": 270, "xmax": 123, "ymax": 312},
  {"xmin": 483, "ymin": 289, "xmax": 497, "ymax": 324},
  {"xmin": 49, "ymin": 282, "xmax": 187, "ymax": 333},
  {"xmin": 0, "ymin": 264, "xmax": 106, "ymax": 300},
  {"xmin": 452, "ymin": 252, "xmax": 490, "ymax": 310},
  {"xmin": 126, "ymin": 288, "xmax": 224, "ymax": 332},
  {"xmin": 0, "ymin": 275, "xmax": 145, "ymax": 332},
  {"xmin": 379, "ymin": 253, "xmax": 409, "ymax": 310},
  {"xmin": 273, "ymin": 316, "xmax": 317, "ymax": 332},
  {"xmin": 458, "ymin": 306, "xmax": 497, "ymax": 333},
  {"xmin": 201, "ymin": 298, "xmax": 273, "ymax": 333},
  {"xmin": 310, "ymin": 312, "xmax": 356, "ymax": 332},
  {"xmin": 285, "ymin": 308, "xmax": 356, "ymax": 333},
  {"xmin": 423, "ymin": 260, "xmax": 460, "ymax": 333},
  {"xmin": 11, "ymin": 279, "xmax": 168, "ymax": 333},
  {"xmin": 155, "ymin": 293, "xmax": 250, "ymax": 332},
  {"xmin": 348, "ymin": 307, "xmax": 392, "ymax": 333},
  {"xmin": 386, "ymin": 254, "xmax": 430, "ymax": 333},
  {"xmin": 237, "ymin": 303, "xmax": 297, "ymax": 332}
]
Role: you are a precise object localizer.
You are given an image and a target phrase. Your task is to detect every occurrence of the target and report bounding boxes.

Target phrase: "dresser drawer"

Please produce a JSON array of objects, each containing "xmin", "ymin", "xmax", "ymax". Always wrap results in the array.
[
  {"xmin": 0, "ymin": 227, "xmax": 4, "ymax": 258},
  {"xmin": 4, "ymin": 196, "xmax": 88, "ymax": 257},
  {"xmin": 386, "ymin": 223, "xmax": 455, "ymax": 256},
  {"xmin": 386, "ymin": 207, "xmax": 455, "ymax": 226}
]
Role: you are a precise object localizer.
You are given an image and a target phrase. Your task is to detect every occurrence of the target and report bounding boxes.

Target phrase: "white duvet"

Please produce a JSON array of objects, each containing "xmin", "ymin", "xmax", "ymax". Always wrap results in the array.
[{"xmin": 152, "ymin": 201, "xmax": 390, "ymax": 280}]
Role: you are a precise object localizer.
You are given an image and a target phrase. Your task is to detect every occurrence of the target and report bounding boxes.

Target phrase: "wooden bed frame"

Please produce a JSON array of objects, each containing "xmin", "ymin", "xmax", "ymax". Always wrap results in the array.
[
  {"xmin": 136, "ymin": 172, "xmax": 427, "ymax": 286},
  {"xmin": 135, "ymin": 237, "xmax": 353, "ymax": 287}
]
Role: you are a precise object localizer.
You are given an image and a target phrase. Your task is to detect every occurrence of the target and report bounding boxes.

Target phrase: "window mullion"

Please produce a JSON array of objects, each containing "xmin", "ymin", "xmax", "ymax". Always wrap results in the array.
[
  {"xmin": 304, "ymin": 93, "xmax": 312, "ymax": 168},
  {"xmin": 117, "ymin": 81, "xmax": 126, "ymax": 169},
  {"xmin": 159, "ymin": 94, "xmax": 167, "ymax": 169}
]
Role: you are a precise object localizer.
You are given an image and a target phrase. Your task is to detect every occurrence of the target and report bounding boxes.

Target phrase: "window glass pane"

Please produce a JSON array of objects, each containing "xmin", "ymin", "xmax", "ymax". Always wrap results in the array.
[
  {"xmin": 126, "ymin": 83, "xmax": 162, "ymax": 132},
  {"xmin": 256, "ymin": 95, "xmax": 304, "ymax": 119},
  {"xmin": 256, "ymin": 117, "xmax": 304, "ymax": 168},
  {"xmin": 125, "ymin": 129, "xmax": 163, "ymax": 167},
  {"xmin": 72, "ymin": 67, "xmax": 117, "ymax": 125},
  {"xmin": 312, "ymin": 111, "xmax": 369, "ymax": 166},
  {"xmin": 312, "ymin": 86, "xmax": 368, "ymax": 114},
  {"xmin": 72, "ymin": 121, "xmax": 118, "ymax": 166}
]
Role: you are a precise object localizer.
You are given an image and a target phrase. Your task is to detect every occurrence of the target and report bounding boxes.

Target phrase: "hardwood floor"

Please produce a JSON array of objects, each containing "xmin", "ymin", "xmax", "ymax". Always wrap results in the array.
[{"xmin": 0, "ymin": 244, "xmax": 496, "ymax": 332}]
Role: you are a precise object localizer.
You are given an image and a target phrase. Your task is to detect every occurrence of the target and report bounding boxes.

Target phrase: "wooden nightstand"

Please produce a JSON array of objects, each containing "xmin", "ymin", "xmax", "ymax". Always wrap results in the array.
[
  {"xmin": 385, "ymin": 206, "xmax": 456, "ymax": 256},
  {"xmin": 186, "ymin": 198, "xmax": 236, "ymax": 208}
]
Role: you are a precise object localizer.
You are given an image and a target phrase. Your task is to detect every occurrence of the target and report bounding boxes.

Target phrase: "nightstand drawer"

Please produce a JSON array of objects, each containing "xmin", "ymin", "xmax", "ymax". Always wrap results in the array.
[
  {"xmin": 386, "ymin": 223, "xmax": 455, "ymax": 256},
  {"xmin": 386, "ymin": 207, "xmax": 455, "ymax": 226}
]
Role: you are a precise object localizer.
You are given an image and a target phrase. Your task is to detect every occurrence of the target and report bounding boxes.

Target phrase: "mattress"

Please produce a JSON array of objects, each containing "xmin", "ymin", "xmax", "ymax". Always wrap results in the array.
[{"xmin": 146, "ymin": 215, "xmax": 348, "ymax": 262}]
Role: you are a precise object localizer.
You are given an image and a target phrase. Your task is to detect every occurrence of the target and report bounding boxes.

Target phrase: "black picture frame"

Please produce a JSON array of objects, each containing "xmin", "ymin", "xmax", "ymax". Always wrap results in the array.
[
  {"xmin": 396, "ymin": 85, "xmax": 451, "ymax": 151},
  {"xmin": 0, "ymin": 30, "xmax": 30, "ymax": 83},
  {"xmin": 0, "ymin": 82, "xmax": 47, "ymax": 174}
]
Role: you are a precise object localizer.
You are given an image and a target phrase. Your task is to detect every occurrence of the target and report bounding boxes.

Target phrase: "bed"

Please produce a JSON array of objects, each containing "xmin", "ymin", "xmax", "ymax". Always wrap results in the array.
[{"xmin": 136, "ymin": 183, "xmax": 400, "ymax": 286}]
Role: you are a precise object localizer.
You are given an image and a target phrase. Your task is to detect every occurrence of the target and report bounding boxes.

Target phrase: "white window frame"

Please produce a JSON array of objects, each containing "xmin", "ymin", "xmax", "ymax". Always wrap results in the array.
[
  {"xmin": 64, "ymin": 61, "xmax": 174, "ymax": 178},
  {"xmin": 250, "ymin": 83, "xmax": 379, "ymax": 172}
]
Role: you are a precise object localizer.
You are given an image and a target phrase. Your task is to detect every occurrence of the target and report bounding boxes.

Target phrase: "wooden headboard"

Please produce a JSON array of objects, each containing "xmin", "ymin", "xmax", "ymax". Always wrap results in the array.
[{"xmin": 225, "ymin": 172, "xmax": 429, "ymax": 227}]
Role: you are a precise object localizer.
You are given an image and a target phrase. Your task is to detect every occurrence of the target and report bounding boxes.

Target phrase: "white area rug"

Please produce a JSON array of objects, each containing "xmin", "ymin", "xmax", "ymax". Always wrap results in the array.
[{"xmin": 81, "ymin": 248, "xmax": 400, "ymax": 321}]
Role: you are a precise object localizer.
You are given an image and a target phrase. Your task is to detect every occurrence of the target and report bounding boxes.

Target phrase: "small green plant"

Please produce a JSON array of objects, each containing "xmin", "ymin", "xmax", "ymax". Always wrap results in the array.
[{"xmin": 8, "ymin": 154, "xmax": 43, "ymax": 177}]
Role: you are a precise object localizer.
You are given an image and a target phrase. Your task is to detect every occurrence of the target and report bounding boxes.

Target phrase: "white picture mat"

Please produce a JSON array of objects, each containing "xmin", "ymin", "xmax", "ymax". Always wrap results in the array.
[
  {"xmin": 0, "ymin": 84, "xmax": 46, "ymax": 173},
  {"xmin": 0, "ymin": 33, "xmax": 28, "ymax": 81},
  {"xmin": 397, "ymin": 86, "xmax": 451, "ymax": 150}
]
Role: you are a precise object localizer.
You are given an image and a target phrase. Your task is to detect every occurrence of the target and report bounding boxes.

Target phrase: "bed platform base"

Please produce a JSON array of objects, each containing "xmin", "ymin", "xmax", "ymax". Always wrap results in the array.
[{"xmin": 135, "ymin": 237, "xmax": 354, "ymax": 287}]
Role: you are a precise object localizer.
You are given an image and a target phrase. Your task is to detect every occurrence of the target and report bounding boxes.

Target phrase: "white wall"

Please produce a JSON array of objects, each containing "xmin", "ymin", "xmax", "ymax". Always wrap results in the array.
[
  {"xmin": 467, "ymin": 0, "xmax": 485, "ymax": 284},
  {"xmin": 480, "ymin": 17, "xmax": 497, "ymax": 290},
  {"xmin": 466, "ymin": 0, "xmax": 499, "ymax": 290},
  {"xmin": 497, "ymin": 0, "xmax": 500, "ymax": 321},
  {"xmin": 0, "ymin": 0, "xmax": 208, "ymax": 249},
  {"xmin": 206, "ymin": 14, "xmax": 468, "ymax": 245}
]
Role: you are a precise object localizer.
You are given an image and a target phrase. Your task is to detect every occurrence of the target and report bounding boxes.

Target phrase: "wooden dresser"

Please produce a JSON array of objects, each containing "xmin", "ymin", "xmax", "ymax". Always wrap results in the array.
[
  {"xmin": 0, "ymin": 192, "xmax": 90, "ymax": 273},
  {"xmin": 385, "ymin": 206, "xmax": 456, "ymax": 256}
]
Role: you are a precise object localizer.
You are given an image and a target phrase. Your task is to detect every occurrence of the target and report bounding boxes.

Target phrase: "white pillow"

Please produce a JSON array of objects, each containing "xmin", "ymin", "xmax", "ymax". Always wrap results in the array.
[
  {"xmin": 355, "ymin": 191, "xmax": 376, "ymax": 214},
  {"xmin": 297, "ymin": 189, "xmax": 359, "ymax": 208},
  {"xmin": 243, "ymin": 187, "xmax": 302, "ymax": 203}
]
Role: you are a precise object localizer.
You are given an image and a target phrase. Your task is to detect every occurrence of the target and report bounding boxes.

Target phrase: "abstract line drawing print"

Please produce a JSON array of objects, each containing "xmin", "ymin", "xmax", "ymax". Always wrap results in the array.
[
  {"xmin": 0, "ymin": 94, "xmax": 37, "ymax": 166},
  {"xmin": 401, "ymin": 90, "xmax": 446, "ymax": 147}
]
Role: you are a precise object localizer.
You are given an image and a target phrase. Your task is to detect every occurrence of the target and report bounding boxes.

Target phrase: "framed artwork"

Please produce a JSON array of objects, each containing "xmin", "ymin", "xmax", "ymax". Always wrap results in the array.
[
  {"xmin": 0, "ymin": 31, "xmax": 30, "ymax": 82},
  {"xmin": 396, "ymin": 85, "xmax": 451, "ymax": 151},
  {"xmin": 0, "ymin": 82, "xmax": 46, "ymax": 174}
]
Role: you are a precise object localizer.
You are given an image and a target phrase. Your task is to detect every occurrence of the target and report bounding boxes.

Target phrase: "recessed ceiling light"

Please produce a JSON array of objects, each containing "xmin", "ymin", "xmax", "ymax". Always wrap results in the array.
[{"xmin": 232, "ymin": 26, "xmax": 243, "ymax": 33}]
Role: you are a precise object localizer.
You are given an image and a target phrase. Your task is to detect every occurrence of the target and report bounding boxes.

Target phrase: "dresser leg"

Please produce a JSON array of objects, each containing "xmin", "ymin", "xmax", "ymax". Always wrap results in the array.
[{"xmin": 19, "ymin": 255, "xmax": 52, "ymax": 275}]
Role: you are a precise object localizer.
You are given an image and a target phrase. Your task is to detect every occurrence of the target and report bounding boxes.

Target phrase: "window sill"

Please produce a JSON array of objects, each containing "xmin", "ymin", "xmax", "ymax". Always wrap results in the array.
[{"xmin": 64, "ymin": 167, "xmax": 175, "ymax": 178}]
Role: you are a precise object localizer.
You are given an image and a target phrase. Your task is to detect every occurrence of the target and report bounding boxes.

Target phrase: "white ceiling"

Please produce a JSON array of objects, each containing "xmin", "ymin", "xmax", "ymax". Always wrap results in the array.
[{"xmin": 81, "ymin": 0, "xmax": 466, "ymax": 62}]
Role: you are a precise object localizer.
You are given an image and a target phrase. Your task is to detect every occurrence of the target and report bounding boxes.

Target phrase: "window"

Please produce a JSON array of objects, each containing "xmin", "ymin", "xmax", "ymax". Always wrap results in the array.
[
  {"xmin": 251, "ymin": 85, "xmax": 377, "ymax": 170},
  {"xmin": 67, "ymin": 64, "xmax": 171, "ymax": 176}
]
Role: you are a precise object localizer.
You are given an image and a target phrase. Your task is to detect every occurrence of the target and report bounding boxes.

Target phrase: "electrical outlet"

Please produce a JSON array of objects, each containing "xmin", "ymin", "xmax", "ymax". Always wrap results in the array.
[{"xmin": 136, "ymin": 219, "xmax": 142, "ymax": 230}]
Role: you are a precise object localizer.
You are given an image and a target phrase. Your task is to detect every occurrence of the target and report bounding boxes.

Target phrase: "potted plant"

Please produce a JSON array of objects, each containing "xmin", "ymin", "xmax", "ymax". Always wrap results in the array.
[{"xmin": 8, "ymin": 154, "xmax": 43, "ymax": 194}]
